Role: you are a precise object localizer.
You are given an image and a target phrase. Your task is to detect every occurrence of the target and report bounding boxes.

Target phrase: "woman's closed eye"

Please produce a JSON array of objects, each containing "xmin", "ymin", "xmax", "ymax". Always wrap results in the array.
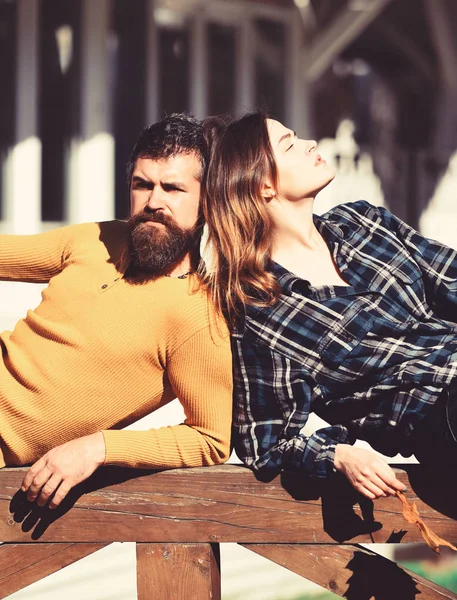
[{"xmin": 285, "ymin": 132, "xmax": 297, "ymax": 152}]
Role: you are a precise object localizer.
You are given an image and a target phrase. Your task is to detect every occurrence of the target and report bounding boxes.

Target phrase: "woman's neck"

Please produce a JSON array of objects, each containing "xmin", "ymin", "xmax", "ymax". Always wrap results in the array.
[
  {"xmin": 268, "ymin": 197, "xmax": 349, "ymax": 287},
  {"xmin": 269, "ymin": 196, "xmax": 324, "ymax": 254}
]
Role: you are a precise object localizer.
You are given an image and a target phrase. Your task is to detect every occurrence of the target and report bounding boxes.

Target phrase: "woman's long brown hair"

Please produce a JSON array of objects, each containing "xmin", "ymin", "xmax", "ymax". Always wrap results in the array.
[{"xmin": 201, "ymin": 112, "xmax": 281, "ymax": 324}]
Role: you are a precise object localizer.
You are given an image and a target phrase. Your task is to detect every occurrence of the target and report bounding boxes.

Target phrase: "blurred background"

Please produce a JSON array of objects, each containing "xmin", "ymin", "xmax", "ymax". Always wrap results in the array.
[{"xmin": 1, "ymin": 0, "xmax": 457, "ymax": 598}]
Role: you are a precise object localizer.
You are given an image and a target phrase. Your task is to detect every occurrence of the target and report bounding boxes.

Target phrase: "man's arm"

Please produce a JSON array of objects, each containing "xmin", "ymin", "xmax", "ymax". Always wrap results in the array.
[
  {"xmin": 0, "ymin": 227, "xmax": 71, "ymax": 283},
  {"xmin": 101, "ymin": 323, "xmax": 233, "ymax": 469},
  {"xmin": 22, "ymin": 320, "xmax": 233, "ymax": 508},
  {"xmin": 233, "ymin": 335, "xmax": 404, "ymax": 498}
]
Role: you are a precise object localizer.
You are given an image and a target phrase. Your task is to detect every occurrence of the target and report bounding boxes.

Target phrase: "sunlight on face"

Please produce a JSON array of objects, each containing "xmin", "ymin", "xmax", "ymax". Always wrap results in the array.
[
  {"xmin": 266, "ymin": 118, "xmax": 335, "ymax": 202},
  {"xmin": 130, "ymin": 153, "xmax": 201, "ymax": 231}
]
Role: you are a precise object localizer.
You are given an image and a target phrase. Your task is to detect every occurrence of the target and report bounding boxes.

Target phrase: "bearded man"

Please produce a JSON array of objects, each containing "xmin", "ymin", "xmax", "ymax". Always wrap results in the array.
[{"xmin": 0, "ymin": 114, "xmax": 232, "ymax": 508}]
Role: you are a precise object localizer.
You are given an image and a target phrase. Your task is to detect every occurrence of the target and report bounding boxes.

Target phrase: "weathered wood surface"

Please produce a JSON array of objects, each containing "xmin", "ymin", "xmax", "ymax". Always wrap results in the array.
[
  {"xmin": 242, "ymin": 544, "xmax": 457, "ymax": 599},
  {"xmin": 1, "ymin": 464, "xmax": 457, "ymax": 544},
  {"xmin": 136, "ymin": 543, "xmax": 220, "ymax": 600},
  {"xmin": 0, "ymin": 543, "xmax": 108, "ymax": 599},
  {"xmin": 1, "ymin": 464, "xmax": 457, "ymax": 600}
]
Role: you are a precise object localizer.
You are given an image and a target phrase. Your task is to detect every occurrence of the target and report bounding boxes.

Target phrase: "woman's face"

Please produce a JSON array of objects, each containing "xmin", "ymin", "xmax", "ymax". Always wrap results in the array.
[{"xmin": 266, "ymin": 118, "xmax": 335, "ymax": 202}]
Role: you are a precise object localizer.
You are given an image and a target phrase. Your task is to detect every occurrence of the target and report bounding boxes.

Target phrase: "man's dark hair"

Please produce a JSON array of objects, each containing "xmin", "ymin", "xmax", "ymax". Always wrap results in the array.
[{"xmin": 127, "ymin": 113, "xmax": 209, "ymax": 187}]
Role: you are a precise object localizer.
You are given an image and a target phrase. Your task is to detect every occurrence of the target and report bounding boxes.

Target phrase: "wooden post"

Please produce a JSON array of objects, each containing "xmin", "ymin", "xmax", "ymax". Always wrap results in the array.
[{"xmin": 136, "ymin": 543, "xmax": 220, "ymax": 600}]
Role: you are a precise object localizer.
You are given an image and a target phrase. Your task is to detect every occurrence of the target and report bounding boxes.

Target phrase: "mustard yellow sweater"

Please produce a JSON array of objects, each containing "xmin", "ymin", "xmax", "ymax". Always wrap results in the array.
[{"xmin": 0, "ymin": 221, "xmax": 232, "ymax": 469}]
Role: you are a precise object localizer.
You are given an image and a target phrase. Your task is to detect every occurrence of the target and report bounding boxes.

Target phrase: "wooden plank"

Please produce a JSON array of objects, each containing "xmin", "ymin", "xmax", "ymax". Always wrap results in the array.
[
  {"xmin": 375, "ymin": 19, "xmax": 435, "ymax": 83},
  {"xmin": 0, "ymin": 542, "xmax": 108, "ymax": 599},
  {"xmin": 242, "ymin": 544, "xmax": 457, "ymax": 599},
  {"xmin": 136, "ymin": 543, "xmax": 220, "ymax": 600},
  {"xmin": 1, "ymin": 465, "xmax": 457, "ymax": 544},
  {"xmin": 303, "ymin": 0, "xmax": 393, "ymax": 82},
  {"xmin": 424, "ymin": 0, "xmax": 457, "ymax": 92}
]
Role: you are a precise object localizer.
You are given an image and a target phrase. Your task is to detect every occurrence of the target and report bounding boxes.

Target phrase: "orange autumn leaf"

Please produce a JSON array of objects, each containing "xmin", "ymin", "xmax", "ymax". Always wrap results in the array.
[{"xmin": 396, "ymin": 491, "xmax": 457, "ymax": 554}]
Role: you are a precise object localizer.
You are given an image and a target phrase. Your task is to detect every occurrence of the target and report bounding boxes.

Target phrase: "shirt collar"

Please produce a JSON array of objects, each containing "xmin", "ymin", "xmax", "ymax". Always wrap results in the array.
[
  {"xmin": 314, "ymin": 212, "xmax": 345, "ymax": 241},
  {"xmin": 232, "ymin": 212, "xmax": 346, "ymax": 337}
]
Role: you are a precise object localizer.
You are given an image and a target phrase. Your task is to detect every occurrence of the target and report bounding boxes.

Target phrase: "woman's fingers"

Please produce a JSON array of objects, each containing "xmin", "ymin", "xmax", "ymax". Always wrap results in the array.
[{"xmin": 334, "ymin": 444, "xmax": 406, "ymax": 499}]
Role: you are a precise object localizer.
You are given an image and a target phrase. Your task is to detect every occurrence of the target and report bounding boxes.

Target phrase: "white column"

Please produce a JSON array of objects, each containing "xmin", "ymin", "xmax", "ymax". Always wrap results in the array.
[
  {"xmin": 5, "ymin": 0, "xmax": 41, "ymax": 234},
  {"xmin": 286, "ymin": 11, "xmax": 312, "ymax": 137},
  {"xmin": 69, "ymin": 0, "xmax": 114, "ymax": 224},
  {"xmin": 145, "ymin": 0, "xmax": 159, "ymax": 125},
  {"xmin": 236, "ymin": 16, "xmax": 255, "ymax": 114},
  {"xmin": 190, "ymin": 10, "xmax": 207, "ymax": 119},
  {"xmin": 0, "ymin": 0, "xmax": 43, "ymax": 326}
]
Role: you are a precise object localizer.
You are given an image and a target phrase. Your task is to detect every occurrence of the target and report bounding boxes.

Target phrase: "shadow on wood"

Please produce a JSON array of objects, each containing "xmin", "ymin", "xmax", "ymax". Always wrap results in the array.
[
  {"xmin": 281, "ymin": 470, "xmax": 384, "ymax": 542},
  {"xmin": 344, "ymin": 549, "xmax": 420, "ymax": 599},
  {"xmin": 2, "ymin": 464, "xmax": 457, "ymax": 599},
  {"xmin": 7, "ymin": 466, "xmax": 159, "ymax": 540},
  {"xmin": 243, "ymin": 543, "xmax": 454, "ymax": 600}
]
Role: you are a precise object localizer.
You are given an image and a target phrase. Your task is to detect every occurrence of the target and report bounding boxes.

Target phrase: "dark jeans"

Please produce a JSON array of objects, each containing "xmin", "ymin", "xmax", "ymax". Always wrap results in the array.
[{"xmin": 413, "ymin": 380, "xmax": 457, "ymax": 466}]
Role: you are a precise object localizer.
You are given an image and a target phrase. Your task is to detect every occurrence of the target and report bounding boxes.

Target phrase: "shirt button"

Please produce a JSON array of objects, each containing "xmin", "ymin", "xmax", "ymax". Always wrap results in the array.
[
  {"xmin": 345, "ymin": 334, "xmax": 354, "ymax": 343},
  {"xmin": 101, "ymin": 284, "xmax": 108, "ymax": 289}
]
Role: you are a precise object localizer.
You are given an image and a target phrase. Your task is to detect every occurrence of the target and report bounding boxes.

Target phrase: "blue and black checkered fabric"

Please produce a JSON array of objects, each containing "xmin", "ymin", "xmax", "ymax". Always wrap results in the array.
[{"xmin": 232, "ymin": 201, "xmax": 457, "ymax": 478}]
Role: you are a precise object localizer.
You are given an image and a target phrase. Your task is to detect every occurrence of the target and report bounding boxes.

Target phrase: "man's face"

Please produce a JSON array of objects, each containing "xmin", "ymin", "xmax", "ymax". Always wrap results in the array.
[{"xmin": 128, "ymin": 153, "xmax": 202, "ymax": 273}]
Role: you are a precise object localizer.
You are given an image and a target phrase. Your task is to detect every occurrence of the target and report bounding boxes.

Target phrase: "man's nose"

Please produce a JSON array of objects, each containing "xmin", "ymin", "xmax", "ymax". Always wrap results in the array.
[{"xmin": 144, "ymin": 188, "xmax": 166, "ymax": 211}]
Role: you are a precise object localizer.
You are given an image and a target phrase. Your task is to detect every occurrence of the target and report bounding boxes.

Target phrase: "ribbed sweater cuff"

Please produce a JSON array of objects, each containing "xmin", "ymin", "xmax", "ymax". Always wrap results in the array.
[{"xmin": 102, "ymin": 430, "xmax": 138, "ymax": 467}]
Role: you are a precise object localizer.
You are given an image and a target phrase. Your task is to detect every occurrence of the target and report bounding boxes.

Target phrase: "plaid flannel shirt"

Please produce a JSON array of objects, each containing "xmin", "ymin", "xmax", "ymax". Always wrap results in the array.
[{"xmin": 232, "ymin": 201, "xmax": 457, "ymax": 478}]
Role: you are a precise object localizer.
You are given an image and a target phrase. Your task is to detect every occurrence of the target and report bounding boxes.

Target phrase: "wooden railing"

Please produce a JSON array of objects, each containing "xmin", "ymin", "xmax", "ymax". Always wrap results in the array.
[{"xmin": 1, "ymin": 464, "xmax": 457, "ymax": 599}]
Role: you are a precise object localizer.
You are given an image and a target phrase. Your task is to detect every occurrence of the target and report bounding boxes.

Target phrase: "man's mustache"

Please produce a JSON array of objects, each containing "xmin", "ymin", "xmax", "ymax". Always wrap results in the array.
[{"xmin": 130, "ymin": 211, "xmax": 175, "ymax": 228}]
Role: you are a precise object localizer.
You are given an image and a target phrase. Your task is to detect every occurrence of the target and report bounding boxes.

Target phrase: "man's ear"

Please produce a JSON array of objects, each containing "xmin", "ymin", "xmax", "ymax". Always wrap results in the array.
[{"xmin": 262, "ymin": 181, "xmax": 276, "ymax": 202}]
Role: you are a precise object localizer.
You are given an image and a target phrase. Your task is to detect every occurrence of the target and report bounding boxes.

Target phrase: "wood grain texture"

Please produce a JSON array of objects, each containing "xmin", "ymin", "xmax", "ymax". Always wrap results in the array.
[
  {"xmin": 136, "ymin": 543, "xmax": 220, "ymax": 600},
  {"xmin": 0, "ymin": 542, "xmax": 107, "ymax": 598},
  {"xmin": 241, "ymin": 543, "xmax": 457, "ymax": 599},
  {"xmin": 1, "ymin": 464, "xmax": 457, "ymax": 544}
]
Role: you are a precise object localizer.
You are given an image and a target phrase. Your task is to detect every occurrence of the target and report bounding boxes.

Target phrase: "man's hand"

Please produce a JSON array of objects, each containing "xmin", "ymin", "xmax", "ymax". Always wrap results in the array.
[
  {"xmin": 334, "ymin": 444, "xmax": 406, "ymax": 499},
  {"xmin": 21, "ymin": 432, "xmax": 106, "ymax": 509}
]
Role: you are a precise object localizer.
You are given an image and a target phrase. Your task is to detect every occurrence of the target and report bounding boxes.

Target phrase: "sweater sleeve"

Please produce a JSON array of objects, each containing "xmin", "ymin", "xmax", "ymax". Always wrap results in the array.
[
  {"xmin": 101, "ymin": 322, "xmax": 233, "ymax": 469},
  {"xmin": 0, "ymin": 227, "xmax": 72, "ymax": 283}
]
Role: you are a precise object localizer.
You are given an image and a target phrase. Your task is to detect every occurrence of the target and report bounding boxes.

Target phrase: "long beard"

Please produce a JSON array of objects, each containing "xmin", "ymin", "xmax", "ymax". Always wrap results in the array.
[{"xmin": 128, "ymin": 210, "xmax": 198, "ymax": 275}]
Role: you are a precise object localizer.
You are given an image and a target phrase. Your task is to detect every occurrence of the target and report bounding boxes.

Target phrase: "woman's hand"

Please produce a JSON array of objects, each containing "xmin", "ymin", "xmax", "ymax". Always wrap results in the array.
[
  {"xmin": 334, "ymin": 444, "xmax": 405, "ymax": 499},
  {"xmin": 21, "ymin": 432, "xmax": 106, "ymax": 509}
]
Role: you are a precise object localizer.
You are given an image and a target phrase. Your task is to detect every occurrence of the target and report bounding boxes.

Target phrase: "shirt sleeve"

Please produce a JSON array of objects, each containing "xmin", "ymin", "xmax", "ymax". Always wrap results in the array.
[
  {"xmin": 232, "ymin": 334, "xmax": 352, "ymax": 479},
  {"xmin": 0, "ymin": 227, "xmax": 72, "ymax": 283},
  {"xmin": 102, "ymin": 322, "xmax": 233, "ymax": 469},
  {"xmin": 378, "ymin": 206, "xmax": 457, "ymax": 321}
]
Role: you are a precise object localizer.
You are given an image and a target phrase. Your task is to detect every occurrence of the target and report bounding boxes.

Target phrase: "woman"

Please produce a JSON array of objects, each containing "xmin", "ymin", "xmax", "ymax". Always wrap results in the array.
[{"xmin": 202, "ymin": 111, "xmax": 457, "ymax": 500}]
